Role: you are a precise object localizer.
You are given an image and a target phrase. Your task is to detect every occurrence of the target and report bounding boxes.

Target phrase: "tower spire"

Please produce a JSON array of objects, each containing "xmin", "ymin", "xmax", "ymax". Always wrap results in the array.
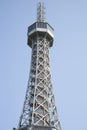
[{"xmin": 37, "ymin": 2, "xmax": 45, "ymax": 22}]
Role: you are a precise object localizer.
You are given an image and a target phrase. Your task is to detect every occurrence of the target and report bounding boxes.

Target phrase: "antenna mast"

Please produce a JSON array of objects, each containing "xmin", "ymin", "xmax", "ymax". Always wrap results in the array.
[{"xmin": 37, "ymin": 2, "xmax": 45, "ymax": 22}]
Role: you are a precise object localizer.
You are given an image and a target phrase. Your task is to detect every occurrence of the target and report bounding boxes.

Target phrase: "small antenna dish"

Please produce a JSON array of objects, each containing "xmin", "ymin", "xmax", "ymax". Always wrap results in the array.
[{"xmin": 37, "ymin": 2, "xmax": 45, "ymax": 22}]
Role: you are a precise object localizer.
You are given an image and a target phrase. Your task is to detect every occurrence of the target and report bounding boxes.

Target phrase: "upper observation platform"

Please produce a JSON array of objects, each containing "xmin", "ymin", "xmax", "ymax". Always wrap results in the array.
[
  {"xmin": 27, "ymin": 2, "xmax": 54, "ymax": 48},
  {"xmin": 27, "ymin": 22, "xmax": 54, "ymax": 48}
]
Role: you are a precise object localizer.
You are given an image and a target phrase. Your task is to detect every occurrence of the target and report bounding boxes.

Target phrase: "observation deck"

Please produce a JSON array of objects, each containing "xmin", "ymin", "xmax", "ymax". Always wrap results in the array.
[{"xmin": 27, "ymin": 22, "xmax": 54, "ymax": 48}]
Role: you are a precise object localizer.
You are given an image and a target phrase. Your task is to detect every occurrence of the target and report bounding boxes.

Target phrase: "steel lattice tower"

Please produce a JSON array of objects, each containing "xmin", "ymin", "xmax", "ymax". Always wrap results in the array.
[{"xmin": 13, "ymin": 2, "xmax": 61, "ymax": 130}]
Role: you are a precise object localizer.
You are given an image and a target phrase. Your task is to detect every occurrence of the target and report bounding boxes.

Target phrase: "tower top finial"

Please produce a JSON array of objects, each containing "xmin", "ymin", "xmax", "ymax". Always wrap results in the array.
[{"xmin": 37, "ymin": 2, "xmax": 45, "ymax": 22}]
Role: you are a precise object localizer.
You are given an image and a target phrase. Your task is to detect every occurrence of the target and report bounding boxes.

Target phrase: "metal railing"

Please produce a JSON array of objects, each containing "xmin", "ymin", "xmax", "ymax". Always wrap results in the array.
[{"xmin": 28, "ymin": 22, "xmax": 54, "ymax": 34}]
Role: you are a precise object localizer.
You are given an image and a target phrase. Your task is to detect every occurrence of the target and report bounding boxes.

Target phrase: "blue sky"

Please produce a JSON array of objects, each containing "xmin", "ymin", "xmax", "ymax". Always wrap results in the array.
[{"xmin": 0, "ymin": 0, "xmax": 87, "ymax": 130}]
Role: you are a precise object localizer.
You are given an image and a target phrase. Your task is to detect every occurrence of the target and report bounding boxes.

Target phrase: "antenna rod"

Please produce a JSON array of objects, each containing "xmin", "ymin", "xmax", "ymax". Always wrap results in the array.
[{"xmin": 37, "ymin": 2, "xmax": 45, "ymax": 22}]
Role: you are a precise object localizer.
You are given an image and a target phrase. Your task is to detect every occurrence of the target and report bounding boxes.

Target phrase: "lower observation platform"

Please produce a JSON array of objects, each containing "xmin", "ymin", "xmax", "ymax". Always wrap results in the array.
[{"xmin": 14, "ymin": 126, "xmax": 57, "ymax": 130}]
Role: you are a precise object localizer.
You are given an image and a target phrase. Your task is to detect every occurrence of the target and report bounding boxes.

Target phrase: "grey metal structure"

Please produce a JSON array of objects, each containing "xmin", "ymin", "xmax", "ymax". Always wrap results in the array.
[{"xmin": 14, "ymin": 2, "xmax": 61, "ymax": 130}]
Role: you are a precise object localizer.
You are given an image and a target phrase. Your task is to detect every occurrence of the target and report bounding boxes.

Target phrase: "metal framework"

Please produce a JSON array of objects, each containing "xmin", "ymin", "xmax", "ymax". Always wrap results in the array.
[{"xmin": 14, "ymin": 3, "xmax": 61, "ymax": 130}]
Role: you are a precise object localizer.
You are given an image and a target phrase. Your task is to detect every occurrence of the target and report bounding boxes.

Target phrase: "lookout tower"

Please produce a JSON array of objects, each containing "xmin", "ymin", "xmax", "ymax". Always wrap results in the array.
[{"xmin": 13, "ymin": 2, "xmax": 61, "ymax": 130}]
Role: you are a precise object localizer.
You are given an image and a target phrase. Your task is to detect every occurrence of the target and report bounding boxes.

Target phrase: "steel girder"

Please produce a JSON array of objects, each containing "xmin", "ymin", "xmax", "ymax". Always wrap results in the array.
[{"xmin": 18, "ymin": 35, "xmax": 61, "ymax": 130}]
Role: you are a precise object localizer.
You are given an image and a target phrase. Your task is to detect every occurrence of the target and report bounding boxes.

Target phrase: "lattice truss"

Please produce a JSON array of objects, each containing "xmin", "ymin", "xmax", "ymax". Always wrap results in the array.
[{"xmin": 18, "ymin": 34, "xmax": 61, "ymax": 130}]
